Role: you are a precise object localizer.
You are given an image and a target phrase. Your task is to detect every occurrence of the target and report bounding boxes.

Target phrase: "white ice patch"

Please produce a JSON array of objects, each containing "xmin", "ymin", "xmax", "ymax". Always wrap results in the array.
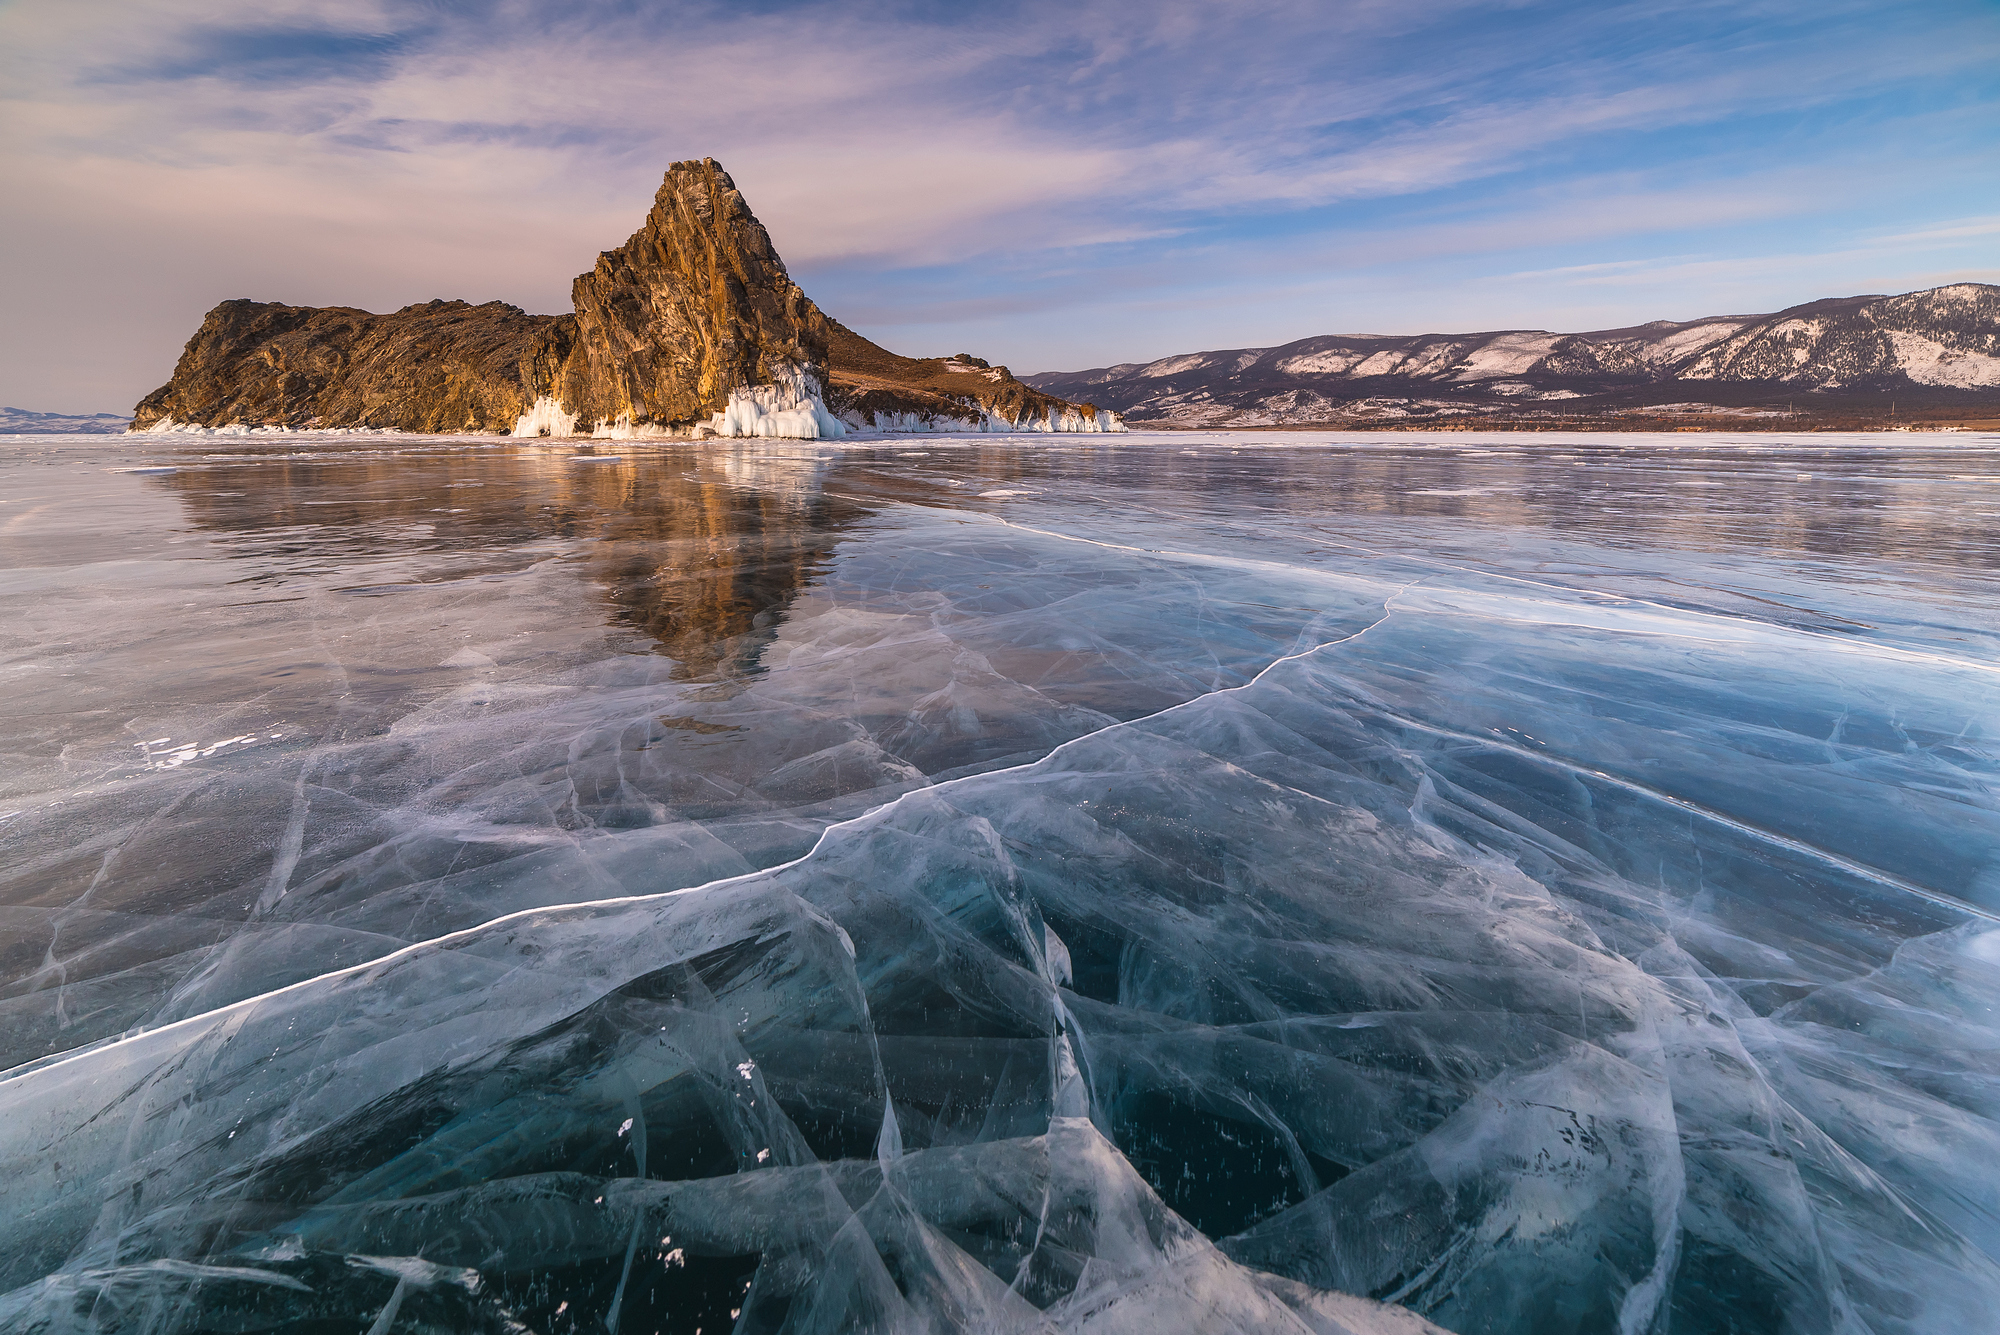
[
  {"xmin": 516, "ymin": 368, "xmax": 863, "ymax": 442},
  {"xmin": 861, "ymin": 410, "xmax": 961, "ymax": 434},
  {"xmin": 513, "ymin": 397, "xmax": 580, "ymax": 439},
  {"xmin": 858, "ymin": 405, "xmax": 1125, "ymax": 435},
  {"xmin": 1003, "ymin": 405, "xmax": 1127, "ymax": 434},
  {"xmin": 708, "ymin": 365, "xmax": 849, "ymax": 440},
  {"xmin": 137, "ymin": 735, "xmax": 258, "ymax": 770},
  {"xmin": 590, "ymin": 413, "xmax": 679, "ymax": 440},
  {"xmin": 134, "ymin": 420, "xmax": 391, "ymax": 436}
]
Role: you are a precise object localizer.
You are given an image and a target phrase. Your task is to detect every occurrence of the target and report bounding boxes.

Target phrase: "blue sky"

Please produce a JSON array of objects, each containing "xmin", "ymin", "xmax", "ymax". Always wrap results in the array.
[{"xmin": 2, "ymin": 0, "xmax": 1996, "ymax": 410}]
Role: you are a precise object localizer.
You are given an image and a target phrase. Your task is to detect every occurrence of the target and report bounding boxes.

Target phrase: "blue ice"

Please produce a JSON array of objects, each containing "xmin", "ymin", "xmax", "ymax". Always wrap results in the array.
[{"xmin": 2, "ymin": 431, "xmax": 1997, "ymax": 1333}]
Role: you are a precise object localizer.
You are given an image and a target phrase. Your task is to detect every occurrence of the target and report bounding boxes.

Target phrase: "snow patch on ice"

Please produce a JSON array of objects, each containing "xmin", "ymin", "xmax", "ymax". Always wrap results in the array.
[{"xmin": 136, "ymin": 735, "xmax": 259, "ymax": 770}]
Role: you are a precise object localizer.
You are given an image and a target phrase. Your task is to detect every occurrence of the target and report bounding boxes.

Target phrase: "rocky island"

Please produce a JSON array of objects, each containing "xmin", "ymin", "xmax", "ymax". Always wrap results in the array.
[{"xmin": 131, "ymin": 159, "xmax": 1120, "ymax": 438}]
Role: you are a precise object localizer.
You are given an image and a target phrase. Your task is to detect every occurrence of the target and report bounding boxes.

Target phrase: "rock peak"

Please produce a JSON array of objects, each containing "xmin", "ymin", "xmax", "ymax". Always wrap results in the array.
[
  {"xmin": 552, "ymin": 157, "xmax": 830, "ymax": 427},
  {"xmin": 130, "ymin": 158, "xmax": 1120, "ymax": 437}
]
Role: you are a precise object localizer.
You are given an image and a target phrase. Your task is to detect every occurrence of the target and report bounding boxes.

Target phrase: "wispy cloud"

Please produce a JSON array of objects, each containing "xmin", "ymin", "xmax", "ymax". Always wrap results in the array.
[{"xmin": 1869, "ymin": 216, "xmax": 2000, "ymax": 246}]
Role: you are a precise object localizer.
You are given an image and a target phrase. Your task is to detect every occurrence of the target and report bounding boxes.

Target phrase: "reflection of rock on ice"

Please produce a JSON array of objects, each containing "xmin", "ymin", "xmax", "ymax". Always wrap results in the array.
[{"xmin": 715, "ymin": 443, "xmax": 827, "ymax": 500}]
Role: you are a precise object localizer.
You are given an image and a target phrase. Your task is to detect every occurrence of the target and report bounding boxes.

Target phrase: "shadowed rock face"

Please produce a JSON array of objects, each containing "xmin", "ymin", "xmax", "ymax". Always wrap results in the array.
[{"xmin": 131, "ymin": 159, "xmax": 1109, "ymax": 434}]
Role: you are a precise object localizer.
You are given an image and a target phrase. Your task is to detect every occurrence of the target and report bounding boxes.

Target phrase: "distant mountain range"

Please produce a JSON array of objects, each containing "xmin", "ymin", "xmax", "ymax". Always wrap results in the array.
[
  {"xmin": 1, "ymin": 407, "xmax": 132, "ymax": 434},
  {"xmin": 1025, "ymin": 283, "xmax": 2000, "ymax": 427}
]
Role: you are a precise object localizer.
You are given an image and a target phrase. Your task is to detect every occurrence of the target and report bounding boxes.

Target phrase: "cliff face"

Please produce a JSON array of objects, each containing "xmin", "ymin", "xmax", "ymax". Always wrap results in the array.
[
  {"xmin": 131, "ymin": 159, "xmax": 1117, "ymax": 436},
  {"xmin": 553, "ymin": 162, "xmax": 832, "ymax": 428},
  {"xmin": 132, "ymin": 299, "xmax": 569, "ymax": 434}
]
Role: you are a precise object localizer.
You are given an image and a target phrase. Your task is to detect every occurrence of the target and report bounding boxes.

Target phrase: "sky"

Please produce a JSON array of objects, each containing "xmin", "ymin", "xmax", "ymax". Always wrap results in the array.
[{"xmin": 2, "ymin": 0, "xmax": 1996, "ymax": 413}]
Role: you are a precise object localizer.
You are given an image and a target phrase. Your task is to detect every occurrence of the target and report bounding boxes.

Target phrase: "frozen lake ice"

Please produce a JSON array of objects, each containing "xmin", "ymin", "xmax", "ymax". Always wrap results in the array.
[{"xmin": 2, "ymin": 428, "xmax": 1998, "ymax": 1333}]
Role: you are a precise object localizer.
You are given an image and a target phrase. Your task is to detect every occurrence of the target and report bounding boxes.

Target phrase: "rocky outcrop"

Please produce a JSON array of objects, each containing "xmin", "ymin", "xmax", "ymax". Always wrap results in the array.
[
  {"xmin": 823, "ymin": 322, "xmax": 1120, "ymax": 433},
  {"xmin": 131, "ymin": 299, "xmax": 569, "ymax": 434},
  {"xmin": 1026, "ymin": 283, "xmax": 2000, "ymax": 427},
  {"xmin": 131, "ymin": 159, "xmax": 1119, "ymax": 437},
  {"xmin": 550, "ymin": 161, "xmax": 833, "ymax": 430}
]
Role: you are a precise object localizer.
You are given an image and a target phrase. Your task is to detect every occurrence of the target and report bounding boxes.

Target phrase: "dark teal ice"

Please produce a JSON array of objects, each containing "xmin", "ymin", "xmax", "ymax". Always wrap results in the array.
[{"xmin": 3, "ymin": 430, "xmax": 1998, "ymax": 1334}]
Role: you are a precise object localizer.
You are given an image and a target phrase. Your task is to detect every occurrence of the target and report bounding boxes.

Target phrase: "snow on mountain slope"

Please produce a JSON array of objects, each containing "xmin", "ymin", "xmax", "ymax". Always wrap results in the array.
[
  {"xmin": 1, "ymin": 407, "xmax": 132, "ymax": 434},
  {"xmin": 1025, "ymin": 284, "xmax": 2000, "ymax": 424}
]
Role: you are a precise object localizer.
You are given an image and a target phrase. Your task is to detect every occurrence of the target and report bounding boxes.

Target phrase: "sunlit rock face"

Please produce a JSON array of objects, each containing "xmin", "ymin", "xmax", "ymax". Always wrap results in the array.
[
  {"xmin": 129, "ymin": 298, "xmax": 573, "ymax": 435},
  {"xmin": 554, "ymin": 159, "xmax": 833, "ymax": 431},
  {"xmin": 128, "ymin": 160, "xmax": 1120, "ymax": 438}
]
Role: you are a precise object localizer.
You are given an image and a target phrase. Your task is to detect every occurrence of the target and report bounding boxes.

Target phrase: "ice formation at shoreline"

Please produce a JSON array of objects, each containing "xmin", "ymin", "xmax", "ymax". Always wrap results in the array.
[
  {"xmin": 131, "ymin": 418, "xmax": 400, "ymax": 436},
  {"xmin": 499, "ymin": 365, "xmax": 1126, "ymax": 440},
  {"xmin": 513, "ymin": 395, "xmax": 582, "ymax": 439},
  {"xmin": 709, "ymin": 365, "xmax": 850, "ymax": 439}
]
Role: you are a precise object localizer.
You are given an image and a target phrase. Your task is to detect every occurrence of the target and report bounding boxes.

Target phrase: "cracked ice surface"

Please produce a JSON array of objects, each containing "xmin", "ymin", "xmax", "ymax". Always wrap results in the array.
[{"xmin": 2, "ymin": 430, "xmax": 1999, "ymax": 1333}]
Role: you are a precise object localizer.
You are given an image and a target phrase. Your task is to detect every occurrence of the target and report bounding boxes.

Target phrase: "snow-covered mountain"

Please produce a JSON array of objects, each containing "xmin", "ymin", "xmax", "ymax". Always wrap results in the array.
[
  {"xmin": 1, "ymin": 406, "xmax": 132, "ymax": 434},
  {"xmin": 1026, "ymin": 283, "xmax": 2000, "ymax": 426}
]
